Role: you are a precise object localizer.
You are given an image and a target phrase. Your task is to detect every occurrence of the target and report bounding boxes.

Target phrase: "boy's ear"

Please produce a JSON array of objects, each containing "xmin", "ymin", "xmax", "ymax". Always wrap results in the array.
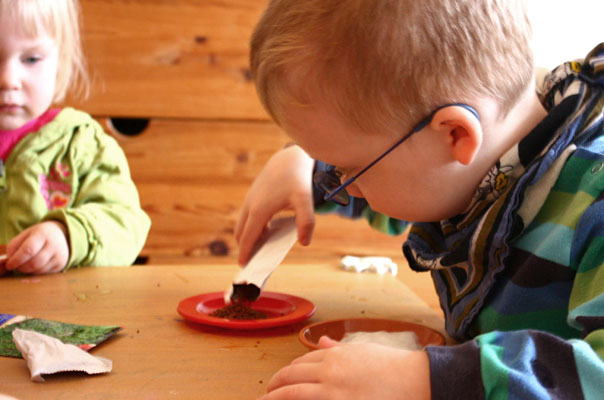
[{"xmin": 429, "ymin": 105, "xmax": 483, "ymax": 165}]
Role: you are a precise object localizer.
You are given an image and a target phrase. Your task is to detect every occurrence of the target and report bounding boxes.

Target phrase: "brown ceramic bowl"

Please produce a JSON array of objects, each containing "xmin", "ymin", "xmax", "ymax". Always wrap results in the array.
[{"xmin": 299, "ymin": 318, "xmax": 445, "ymax": 350}]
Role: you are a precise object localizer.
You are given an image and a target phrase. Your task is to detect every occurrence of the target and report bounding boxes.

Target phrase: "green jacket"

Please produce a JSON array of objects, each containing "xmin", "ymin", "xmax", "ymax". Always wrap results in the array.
[{"xmin": 0, "ymin": 108, "xmax": 150, "ymax": 269}]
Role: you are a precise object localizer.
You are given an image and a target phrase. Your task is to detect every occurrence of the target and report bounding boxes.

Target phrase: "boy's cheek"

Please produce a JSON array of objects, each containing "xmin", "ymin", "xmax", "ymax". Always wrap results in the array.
[{"xmin": 345, "ymin": 183, "xmax": 364, "ymax": 198}]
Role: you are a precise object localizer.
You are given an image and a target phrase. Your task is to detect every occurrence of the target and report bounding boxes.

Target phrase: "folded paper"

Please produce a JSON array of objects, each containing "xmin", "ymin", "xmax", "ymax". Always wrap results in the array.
[{"xmin": 12, "ymin": 329, "xmax": 112, "ymax": 382}]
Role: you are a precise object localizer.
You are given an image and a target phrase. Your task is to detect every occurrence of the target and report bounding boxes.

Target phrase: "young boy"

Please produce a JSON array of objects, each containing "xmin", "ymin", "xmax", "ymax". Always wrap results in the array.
[{"xmin": 236, "ymin": 0, "xmax": 604, "ymax": 399}]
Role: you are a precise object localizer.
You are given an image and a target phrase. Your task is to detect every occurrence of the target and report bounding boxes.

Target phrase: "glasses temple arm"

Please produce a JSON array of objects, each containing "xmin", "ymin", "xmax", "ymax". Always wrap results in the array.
[
  {"xmin": 323, "ymin": 103, "xmax": 479, "ymax": 202},
  {"xmin": 323, "ymin": 124, "xmax": 423, "ymax": 202}
]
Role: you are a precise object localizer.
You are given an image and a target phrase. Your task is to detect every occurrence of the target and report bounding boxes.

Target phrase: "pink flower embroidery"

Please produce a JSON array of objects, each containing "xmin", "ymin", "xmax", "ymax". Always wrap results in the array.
[
  {"xmin": 50, "ymin": 192, "xmax": 70, "ymax": 209},
  {"xmin": 39, "ymin": 162, "xmax": 72, "ymax": 210},
  {"xmin": 50, "ymin": 162, "xmax": 71, "ymax": 180}
]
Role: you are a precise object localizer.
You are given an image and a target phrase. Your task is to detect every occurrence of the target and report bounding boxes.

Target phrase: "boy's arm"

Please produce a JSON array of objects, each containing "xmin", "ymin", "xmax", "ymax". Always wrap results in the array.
[
  {"xmin": 427, "ymin": 329, "xmax": 604, "ymax": 399},
  {"xmin": 44, "ymin": 126, "xmax": 151, "ymax": 269},
  {"xmin": 426, "ymin": 198, "xmax": 604, "ymax": 399}
]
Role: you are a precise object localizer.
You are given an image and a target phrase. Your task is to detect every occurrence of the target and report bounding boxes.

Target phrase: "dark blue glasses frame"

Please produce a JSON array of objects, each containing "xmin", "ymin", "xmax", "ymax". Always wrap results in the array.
[{"xmin": 313, "ymin": 103, "xmax": 480, "ymax": 206}]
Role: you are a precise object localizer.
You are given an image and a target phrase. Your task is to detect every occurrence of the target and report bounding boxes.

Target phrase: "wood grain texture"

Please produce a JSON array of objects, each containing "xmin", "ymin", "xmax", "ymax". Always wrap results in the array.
[
  {"xmin": 69, "ymin": 0, "xmax": 269, "ymax": 119},
  {"xmin": 0, "ymin": 264, "xmax": 445, "ymax": 399},
  {"xmin": 70, "ymin": 1, "xmax": 411, "ymax": 264},
  {"xmin": 103, "ymin": 117, "xmax": 286, "ymax": 184},
  {"xmin": 101, "ymin": 117, "xmax": 408, "ymax": 261}
]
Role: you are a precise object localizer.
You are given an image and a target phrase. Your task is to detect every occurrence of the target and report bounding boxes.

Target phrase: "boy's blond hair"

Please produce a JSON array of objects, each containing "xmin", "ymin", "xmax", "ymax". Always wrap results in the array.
[
  {"xmin": 0, "ymin": 0, "xmax": 88, "ymax": 103},
  {"xmin": 251, "ymin": 0, "xmax": 534, "ymax": 135}
]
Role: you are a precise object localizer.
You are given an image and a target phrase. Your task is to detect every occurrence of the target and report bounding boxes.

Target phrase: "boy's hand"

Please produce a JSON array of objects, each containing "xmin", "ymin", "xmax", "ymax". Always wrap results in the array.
[
  {"xmin": 236, "ymin": 145, "xmax": 315, "ymax": 265},
  {"xmin": 5, "ymin": 221, "xmax": 70, "ymax": 275},
  {"xmin": 259, "ymin": 336, "xmax": 431, "ymax": 400}
]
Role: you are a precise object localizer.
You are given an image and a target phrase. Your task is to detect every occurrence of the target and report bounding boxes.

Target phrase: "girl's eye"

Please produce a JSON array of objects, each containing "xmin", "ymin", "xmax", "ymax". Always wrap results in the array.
[{"xmin": 23, "ymin": 56, "xmax": 42, "ymax": 64}]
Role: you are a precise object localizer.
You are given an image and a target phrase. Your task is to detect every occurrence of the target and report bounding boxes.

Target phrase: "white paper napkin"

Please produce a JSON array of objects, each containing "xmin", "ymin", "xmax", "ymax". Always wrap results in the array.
[{"xmin": 339, "ymin": 255, "xmax": 398, "ymax": 276}]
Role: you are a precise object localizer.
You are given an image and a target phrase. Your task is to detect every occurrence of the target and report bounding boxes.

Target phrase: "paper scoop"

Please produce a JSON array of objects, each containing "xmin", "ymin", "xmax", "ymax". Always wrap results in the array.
[{"xmin": 226, "ymin": 217, "xmax": 298, "ymax": 303}]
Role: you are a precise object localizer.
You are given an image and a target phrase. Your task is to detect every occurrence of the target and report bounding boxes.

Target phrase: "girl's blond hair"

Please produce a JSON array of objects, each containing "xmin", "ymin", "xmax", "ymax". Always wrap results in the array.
[
  {"xmin": 0, "ymin": 0, "xmax": 88, "ymax": 102},
  {"xmin": 251, "ymin": 0, "xmax": 534, "ymax": 135}
]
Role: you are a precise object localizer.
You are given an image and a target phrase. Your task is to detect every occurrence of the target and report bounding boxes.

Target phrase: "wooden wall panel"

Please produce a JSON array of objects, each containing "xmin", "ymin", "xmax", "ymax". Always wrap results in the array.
[
  {"xmin": 73, "ymin": 1, "xmax": 413, "ymax": 269},
  {"xmin": 71, "ymin": 0, "xmax": 269, "ymax": 119},
  {"xmin": 101, "ymin": 118, "xmax": 407, "ymax": 262},
  {"xmin": 101, "ymin": 118, "xmax": 286, "ymax": 184},
  {"xmin": 135, "ymin": 182, "xmax": 407, "ymax": 261}
]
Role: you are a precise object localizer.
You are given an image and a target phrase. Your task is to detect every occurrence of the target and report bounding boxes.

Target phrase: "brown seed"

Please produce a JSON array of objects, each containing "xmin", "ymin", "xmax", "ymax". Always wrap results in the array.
[{"xmin": 210, "ymin": 303, "xmax": 267, "ymax": 320}]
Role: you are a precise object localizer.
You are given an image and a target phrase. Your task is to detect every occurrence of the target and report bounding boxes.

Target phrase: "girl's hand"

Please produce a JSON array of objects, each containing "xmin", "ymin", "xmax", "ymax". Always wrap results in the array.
[
  {"xmin": 5, "ymin": 221, "xmax": 70, "ymax": 274},
  {"xmin": 236, "ymin": 145, "xmax": 315, "ymax": 265},
  {"xmin": 259, "ymin": 336, "xmax": 431, "ymax": 400}
]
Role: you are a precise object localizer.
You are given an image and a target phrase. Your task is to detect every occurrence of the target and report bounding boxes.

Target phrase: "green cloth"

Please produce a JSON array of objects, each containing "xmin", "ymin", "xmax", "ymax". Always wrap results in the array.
[{"xmin": 0, "ymin": 313, "xmax": 120, "ymax": 358}]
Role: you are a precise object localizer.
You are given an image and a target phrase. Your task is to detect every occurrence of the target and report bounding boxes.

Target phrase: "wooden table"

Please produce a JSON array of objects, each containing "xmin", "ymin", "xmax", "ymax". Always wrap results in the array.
[{"xmin": 0, "ymin": 262, "xmax": 444, "ymax": 400}]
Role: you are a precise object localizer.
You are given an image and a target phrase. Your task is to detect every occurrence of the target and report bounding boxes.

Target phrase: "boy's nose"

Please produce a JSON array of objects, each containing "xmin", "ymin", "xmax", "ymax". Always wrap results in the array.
[{"xmin": 0, "ymin": 61, "xmax": 21, "ymax": 91}]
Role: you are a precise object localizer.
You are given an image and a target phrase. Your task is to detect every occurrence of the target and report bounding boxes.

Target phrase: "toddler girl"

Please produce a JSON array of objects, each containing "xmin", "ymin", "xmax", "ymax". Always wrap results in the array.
[{"xmin": 0, "ymin": 0, "xmax": 150, "ymax": 275}]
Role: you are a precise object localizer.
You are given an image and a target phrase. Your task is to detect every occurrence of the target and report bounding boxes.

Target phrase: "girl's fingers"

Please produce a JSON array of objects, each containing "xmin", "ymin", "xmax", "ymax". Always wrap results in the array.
[
  {"xmin": 6, "ymin": 236, "xmax": 43, "ymax": 271},
  {"xmin": 15, "ymin": 249, "xmax": 52, "ymax": 274}
]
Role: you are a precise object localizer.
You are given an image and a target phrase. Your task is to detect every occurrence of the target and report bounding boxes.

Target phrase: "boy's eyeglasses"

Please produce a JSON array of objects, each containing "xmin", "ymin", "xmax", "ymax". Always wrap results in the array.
[{"xmin": 313, "ymin": 103, "xmax": 480, "ymax": 206}]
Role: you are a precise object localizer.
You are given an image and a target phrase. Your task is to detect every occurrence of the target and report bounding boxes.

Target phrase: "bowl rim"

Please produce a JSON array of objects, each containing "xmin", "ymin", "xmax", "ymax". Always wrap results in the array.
[{"xmin": 298, "ymin": 317, "xmax": 445, "ymax": 350}]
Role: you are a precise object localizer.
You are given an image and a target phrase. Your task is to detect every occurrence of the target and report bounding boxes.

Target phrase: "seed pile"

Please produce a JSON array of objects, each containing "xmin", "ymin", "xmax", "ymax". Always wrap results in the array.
[{"xmin": 210, "ymin": 303, "xmax": 267, "ymax": 320}]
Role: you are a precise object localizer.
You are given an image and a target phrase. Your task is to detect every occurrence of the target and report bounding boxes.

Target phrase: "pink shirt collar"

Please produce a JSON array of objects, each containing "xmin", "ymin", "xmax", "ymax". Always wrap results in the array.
[{"xmin": 0, "ymin": 108, "xmax": 61, "ymax": 161}]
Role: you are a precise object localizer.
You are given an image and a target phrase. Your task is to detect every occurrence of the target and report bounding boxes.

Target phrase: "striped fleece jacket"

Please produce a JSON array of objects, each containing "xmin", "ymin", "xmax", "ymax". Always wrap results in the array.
[{"xmin": 314, "ymin": 43, "xmax": 604, "ymax": 399}]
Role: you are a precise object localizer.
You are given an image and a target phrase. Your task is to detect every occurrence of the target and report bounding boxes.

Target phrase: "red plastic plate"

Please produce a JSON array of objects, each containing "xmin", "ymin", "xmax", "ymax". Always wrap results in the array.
[{"xmin": 177, "ymin": 291, "xmax": 315, "ymax": 330}]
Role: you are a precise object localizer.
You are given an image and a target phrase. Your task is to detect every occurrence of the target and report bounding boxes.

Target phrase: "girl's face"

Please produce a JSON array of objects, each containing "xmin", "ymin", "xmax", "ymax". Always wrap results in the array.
[{"xmin": 0, "ymin": 15, "xmax": 59, "ymax": 131}]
